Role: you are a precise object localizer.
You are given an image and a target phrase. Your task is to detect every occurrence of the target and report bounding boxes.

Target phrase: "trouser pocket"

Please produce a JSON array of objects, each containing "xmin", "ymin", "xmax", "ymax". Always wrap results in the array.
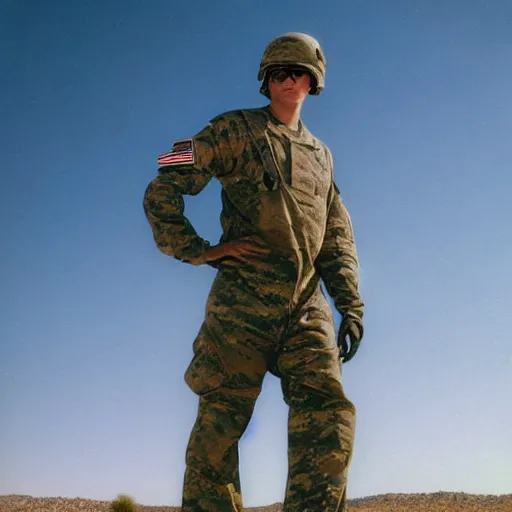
[{"xmin": 184, "ymin": 323, "xmax": 227, "ymax": 395}]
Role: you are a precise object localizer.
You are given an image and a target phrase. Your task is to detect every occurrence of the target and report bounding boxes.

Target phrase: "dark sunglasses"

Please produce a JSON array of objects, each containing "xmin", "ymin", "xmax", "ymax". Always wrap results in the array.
[{"xmin": 268, "ymin": 67, "xmax": 310, "ymax": 83}]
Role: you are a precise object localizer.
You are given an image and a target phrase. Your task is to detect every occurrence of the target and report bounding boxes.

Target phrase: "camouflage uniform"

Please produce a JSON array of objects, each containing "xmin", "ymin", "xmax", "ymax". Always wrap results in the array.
[{"xmin": 144, "ymin": 104, "xmax": 363, "ymax": 511}]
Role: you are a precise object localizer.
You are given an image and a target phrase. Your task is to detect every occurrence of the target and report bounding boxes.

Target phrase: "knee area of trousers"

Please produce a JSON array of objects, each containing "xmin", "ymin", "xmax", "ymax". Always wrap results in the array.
[
  {"xmin": 282, "ymin": 375, "xmax": 355, "ymax": 412},
  {"xmin": 187, "ymin": 391, "xmax": 260, "ymax": 453}
]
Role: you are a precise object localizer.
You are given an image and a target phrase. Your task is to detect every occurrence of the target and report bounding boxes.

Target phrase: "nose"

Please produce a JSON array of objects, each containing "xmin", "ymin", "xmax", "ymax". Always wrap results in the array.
[{"xmin": 283, "ymin": 75, "xmax": 297, "ymax": 86}]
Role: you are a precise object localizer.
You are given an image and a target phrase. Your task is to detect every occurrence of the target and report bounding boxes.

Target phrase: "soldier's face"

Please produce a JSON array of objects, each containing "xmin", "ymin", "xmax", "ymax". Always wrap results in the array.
[{"xmin": 268, "ymin": 68, "xmax": 311, "ymax": 106}]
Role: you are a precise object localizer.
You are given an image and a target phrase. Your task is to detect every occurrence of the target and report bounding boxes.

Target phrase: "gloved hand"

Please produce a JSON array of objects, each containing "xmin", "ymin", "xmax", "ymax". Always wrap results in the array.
[{"xmin": 338, "ymin": 315, "xmax": 363, "ymax": 363}]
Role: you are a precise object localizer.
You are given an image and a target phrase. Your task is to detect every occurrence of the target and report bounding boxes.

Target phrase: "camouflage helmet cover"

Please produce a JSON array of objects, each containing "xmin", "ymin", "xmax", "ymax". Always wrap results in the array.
[{"xmin": 258, "ymin": 32, "xmax": 327, "ymax": 97}]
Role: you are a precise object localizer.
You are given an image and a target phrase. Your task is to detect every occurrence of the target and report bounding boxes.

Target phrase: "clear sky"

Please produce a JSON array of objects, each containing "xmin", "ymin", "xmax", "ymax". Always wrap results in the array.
[{"xmin": 1, "ymin": 0, "xmax": 511, "ymax": 507}]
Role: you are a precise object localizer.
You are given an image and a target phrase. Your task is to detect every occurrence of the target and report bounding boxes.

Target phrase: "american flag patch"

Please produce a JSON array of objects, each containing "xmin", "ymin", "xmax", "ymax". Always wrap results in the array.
[{"xmin": 157, "ymin": 139, "xmax": 195, "ymax": 167}]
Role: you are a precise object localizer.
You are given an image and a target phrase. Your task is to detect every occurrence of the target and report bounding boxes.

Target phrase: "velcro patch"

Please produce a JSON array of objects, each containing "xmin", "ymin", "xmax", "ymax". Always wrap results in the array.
[{"xmin": 157, "ymin": 139, "xmax": 195, "ymax": 167}]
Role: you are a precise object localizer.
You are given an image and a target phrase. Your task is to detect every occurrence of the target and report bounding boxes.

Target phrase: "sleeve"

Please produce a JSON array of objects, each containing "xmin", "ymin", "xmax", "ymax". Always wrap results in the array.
[
  {"xmin": 315, "ymin": 151, "xmax": 364, "ymax": 324},
  {"xmin": 143, "ymin": 119, "xmax": 232, "ymax": 263}
]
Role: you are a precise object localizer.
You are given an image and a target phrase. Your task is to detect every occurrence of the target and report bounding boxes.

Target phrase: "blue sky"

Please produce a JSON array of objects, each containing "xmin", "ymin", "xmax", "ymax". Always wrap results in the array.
[{"xmin": 1, "ymin": 0, "xmax": 511, "ymax": 507}]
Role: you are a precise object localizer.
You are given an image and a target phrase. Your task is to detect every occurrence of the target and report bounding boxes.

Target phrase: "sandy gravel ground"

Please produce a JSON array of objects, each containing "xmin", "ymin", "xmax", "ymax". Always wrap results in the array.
[{"xmin": 0, "ymin": 492, "xmax": 511, "ymax": 512}]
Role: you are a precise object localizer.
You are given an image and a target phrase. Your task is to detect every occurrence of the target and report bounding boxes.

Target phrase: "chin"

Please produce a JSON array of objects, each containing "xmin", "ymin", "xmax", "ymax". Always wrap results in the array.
[{"xmin": 287, "ymin": 98, "xmax": 306, "ymax": 108}]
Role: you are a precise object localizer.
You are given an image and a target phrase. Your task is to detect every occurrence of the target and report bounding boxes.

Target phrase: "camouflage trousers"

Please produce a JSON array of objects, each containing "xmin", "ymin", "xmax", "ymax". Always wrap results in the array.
[{"xmin": 181, "ymin": 271, "xmax": 356, "ymax": 512}]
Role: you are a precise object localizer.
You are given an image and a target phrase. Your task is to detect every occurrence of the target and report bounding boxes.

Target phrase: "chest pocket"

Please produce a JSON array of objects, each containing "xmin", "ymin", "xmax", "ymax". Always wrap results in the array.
[{"xmin": 290, "ymin": 142, "xmax": 330, "ymax": 204}]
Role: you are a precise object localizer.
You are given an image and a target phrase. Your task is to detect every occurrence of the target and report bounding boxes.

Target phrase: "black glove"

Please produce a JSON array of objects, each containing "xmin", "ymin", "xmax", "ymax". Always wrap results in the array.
[{"xmin": 338, "ymin": 315, "xmax": 363, "ymax": 363}]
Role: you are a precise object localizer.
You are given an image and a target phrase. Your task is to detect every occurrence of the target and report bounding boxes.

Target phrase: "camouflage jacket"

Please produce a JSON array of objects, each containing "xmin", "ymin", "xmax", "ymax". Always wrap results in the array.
[{"xmin": 143, "ymin": 106, "xmax": 363, "ymax": 321}]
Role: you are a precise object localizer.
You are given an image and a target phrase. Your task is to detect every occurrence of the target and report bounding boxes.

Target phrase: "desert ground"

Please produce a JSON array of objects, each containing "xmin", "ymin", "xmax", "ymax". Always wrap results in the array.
[{"xmin": 1, "ymin": 492, "xmax": 511, "ymax": 512}]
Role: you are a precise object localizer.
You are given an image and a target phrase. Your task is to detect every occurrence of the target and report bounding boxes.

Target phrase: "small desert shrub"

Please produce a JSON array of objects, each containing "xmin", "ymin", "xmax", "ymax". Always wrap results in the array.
[{"xmin": 109, "ymin": 494, "xmax": 137, "ymax": 512}]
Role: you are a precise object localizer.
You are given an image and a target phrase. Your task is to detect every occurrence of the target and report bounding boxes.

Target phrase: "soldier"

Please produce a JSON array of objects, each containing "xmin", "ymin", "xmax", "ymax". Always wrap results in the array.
[{"xmin": 143, "ymin": 33, "xmax": 364, "ymax": 512}]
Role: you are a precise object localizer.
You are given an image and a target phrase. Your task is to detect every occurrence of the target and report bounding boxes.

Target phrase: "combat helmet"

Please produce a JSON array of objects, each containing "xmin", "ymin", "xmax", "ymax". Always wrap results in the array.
[{"xmin": 258, "ymin": 32, "xmax": 326, "ymax": 98}]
